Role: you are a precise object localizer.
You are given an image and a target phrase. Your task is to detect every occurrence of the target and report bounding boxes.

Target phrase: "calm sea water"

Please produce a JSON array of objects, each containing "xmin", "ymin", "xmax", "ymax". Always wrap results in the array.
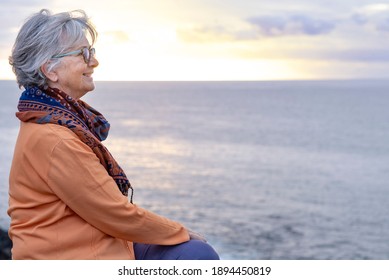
[{"xmin": 1, "ymin": 80, "xmax": 389, "ymax": 259}]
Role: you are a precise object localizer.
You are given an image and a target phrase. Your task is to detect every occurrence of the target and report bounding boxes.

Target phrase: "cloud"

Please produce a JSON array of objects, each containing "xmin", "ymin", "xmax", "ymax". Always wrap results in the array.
[
  {"xmin": 271, "ymin": 48, "xmax": 389, "ymax": 63},
  {"xmin": 323, "ymin": 49, "xmax": 389, "ymax": 62},
  {"xmin": 247, "ymin": 14, "xmax": 336, "ymax": 37},
  {"xmin": 178, "ymin": 13, "xmax": 337, "ymax": 44},
  {"xmin": 352, "ymin": 3, "xmax": 389, "ymax": 32},
  {"xmin": 229, "ymin": 43, "xmax": 389, "ymax": 62}
]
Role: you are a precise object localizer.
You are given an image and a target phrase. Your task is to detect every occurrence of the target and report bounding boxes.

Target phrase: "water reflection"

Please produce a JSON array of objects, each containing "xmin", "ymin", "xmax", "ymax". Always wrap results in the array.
[{"xmin": 105, "ymin": 136, "xmax": 191, "ymax": 190}]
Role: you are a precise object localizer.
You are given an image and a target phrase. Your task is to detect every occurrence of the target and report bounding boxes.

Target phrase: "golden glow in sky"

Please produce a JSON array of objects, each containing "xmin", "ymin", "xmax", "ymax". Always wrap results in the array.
[{"xmin": 1, "ymin": 0, "xmax": 389, "ymax": 81}]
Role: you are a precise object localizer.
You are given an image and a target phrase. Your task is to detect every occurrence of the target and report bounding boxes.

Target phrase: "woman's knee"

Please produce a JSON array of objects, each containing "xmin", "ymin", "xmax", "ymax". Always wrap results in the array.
[
  {"xmin": 176, "ymin": 240, "xmax": 220, "ymax": 260},
  {"xmin": 134, "ymin": 240, "xmax": 220, "ymax": 260}
]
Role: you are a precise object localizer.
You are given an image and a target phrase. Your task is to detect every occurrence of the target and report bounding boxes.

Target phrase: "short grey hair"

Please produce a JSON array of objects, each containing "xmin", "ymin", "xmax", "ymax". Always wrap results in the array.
[{"xmin": 9, "ymin": 9, "xmax": 97, "ymax": 89}]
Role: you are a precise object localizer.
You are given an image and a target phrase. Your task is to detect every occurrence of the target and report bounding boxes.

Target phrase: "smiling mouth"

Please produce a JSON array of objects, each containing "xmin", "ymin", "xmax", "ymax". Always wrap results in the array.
[{"xmin": 83, "ymin": 73, "xmax": 93, "ymax": 77}]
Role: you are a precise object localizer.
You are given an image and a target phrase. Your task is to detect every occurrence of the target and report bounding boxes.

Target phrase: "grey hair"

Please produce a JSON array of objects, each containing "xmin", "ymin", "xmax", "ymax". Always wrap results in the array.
[{"xmin": 9, "ymin": 9, "xmax": 97, "ymax": 89}]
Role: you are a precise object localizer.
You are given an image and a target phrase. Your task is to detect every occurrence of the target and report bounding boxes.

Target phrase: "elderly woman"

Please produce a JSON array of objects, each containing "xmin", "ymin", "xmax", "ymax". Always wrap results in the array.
[{"xmin": 8, "ymin": 9, "xmax": 219, "ymax": 260}]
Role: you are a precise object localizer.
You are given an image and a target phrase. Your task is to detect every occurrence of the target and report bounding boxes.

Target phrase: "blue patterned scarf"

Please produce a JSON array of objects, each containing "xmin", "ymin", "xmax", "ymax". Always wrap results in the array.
[{"xmin": 16, "ymin": 86, "xmax": 134, "ymax": 203}]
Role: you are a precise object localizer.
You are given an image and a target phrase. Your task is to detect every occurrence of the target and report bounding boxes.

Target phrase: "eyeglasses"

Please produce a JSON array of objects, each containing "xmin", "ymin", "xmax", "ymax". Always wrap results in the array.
[{"xmin": 52, "ymin": 47, "xmax": 96, "ymax": 64}]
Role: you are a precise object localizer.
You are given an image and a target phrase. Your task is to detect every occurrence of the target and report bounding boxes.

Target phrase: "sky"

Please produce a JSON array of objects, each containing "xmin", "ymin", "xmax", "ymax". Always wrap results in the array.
[{"xmin": 1, "ymin": 0, "xmax": 389, "ymax": 81}]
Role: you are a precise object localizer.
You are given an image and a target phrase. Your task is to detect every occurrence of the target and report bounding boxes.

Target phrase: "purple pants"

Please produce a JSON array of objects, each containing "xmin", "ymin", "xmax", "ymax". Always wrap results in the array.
[{"xmin": 134, "ymin": 240, "xmax": 220, "ymax": 260}]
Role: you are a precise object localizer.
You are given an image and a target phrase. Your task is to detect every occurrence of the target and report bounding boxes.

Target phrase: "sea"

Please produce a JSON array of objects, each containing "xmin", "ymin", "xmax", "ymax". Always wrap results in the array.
[{"xmin": 1, "ymin": 79, "xmax": 389, "ymax": 260}]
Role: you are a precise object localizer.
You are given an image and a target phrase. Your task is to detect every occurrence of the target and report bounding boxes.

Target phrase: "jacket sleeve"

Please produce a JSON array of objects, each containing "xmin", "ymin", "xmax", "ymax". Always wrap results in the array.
[{"xmin": 47, "ymin": 137, "xmax": 190, "ymax": 245}]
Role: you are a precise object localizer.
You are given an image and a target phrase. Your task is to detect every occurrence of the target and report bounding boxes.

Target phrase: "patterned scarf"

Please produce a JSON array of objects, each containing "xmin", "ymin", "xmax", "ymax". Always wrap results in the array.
[{"xmin": 16, "ymin": 86, "xmax": 134, "ymax": 203}]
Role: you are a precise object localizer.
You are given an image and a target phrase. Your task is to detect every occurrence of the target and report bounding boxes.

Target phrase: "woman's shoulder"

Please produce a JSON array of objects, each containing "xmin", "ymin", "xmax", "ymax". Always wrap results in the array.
[
  {"xmin": 20, "ymin": 122, "xmax": 79, "ymax": 141},
  {"xmin": 18, "ymin": 122, "xmax": 87, "ymax": 154},
  {"xmin": 17, "ymin": 122, "xmax": 93, "ymax": 158}
]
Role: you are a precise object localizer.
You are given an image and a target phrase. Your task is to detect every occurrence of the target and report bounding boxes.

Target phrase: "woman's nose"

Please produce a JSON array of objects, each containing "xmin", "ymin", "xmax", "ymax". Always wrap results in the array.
[{"xmin": 89, "ymin": 56, "xmax": 99, "ymax": 67}]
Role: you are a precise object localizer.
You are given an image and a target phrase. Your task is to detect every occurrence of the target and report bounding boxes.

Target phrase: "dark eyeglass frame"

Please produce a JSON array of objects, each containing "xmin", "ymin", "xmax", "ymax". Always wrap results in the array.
[{"xmin": 52, "ymin": 47, "xmax": 96, "ymax": 64}]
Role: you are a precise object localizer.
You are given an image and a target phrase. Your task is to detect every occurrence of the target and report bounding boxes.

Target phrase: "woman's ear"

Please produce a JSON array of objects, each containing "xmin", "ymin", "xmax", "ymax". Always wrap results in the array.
[{"xmin": 40, "ymin": 62, "xmax": 58, "ymax": 83}]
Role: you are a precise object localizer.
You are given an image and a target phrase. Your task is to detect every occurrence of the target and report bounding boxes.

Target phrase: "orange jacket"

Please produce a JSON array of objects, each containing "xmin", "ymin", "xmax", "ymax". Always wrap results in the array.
[{"xmin": 8, "ymin": 122, "xmax": 189, "ymax": 259}]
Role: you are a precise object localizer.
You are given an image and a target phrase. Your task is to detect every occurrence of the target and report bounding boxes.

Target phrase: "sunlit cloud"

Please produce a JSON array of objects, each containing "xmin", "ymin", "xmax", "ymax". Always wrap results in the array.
[
  {"xmin": 100, "ymin": 30, "xmax": 130, "ymax": 44},
  {"xmin": 177, "ymin": 25, "xmax": 238, "ymax": 43},
  {"xmin": 354, "ymin": 3, "xmax": 389, "ymax": 16}
]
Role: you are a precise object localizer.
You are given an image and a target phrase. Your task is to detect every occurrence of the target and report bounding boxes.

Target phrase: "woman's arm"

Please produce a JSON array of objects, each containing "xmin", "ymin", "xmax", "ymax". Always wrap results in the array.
[{"xmin": 47, "ymin": 136, "xmax": 190, "ymax": 245}]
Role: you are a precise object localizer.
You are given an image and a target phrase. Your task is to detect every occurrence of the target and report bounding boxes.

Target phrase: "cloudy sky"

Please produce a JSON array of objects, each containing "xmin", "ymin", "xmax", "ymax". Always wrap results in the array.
[{"xmin": 1, "ymin": 0, "xmax": 389, "ymax": 81}]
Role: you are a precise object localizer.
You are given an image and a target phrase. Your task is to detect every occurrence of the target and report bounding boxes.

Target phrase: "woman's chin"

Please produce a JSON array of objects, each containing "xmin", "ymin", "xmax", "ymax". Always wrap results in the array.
[{"xmin": 83, "ymin": 79, "xmax": 95, "ymax": 92}]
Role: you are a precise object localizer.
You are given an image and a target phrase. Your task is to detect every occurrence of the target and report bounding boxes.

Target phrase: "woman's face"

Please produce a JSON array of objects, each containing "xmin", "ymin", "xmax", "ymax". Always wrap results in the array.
[{"xmin": 48, "ymin": 37, "xmax": 99, "ymax": 99}]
